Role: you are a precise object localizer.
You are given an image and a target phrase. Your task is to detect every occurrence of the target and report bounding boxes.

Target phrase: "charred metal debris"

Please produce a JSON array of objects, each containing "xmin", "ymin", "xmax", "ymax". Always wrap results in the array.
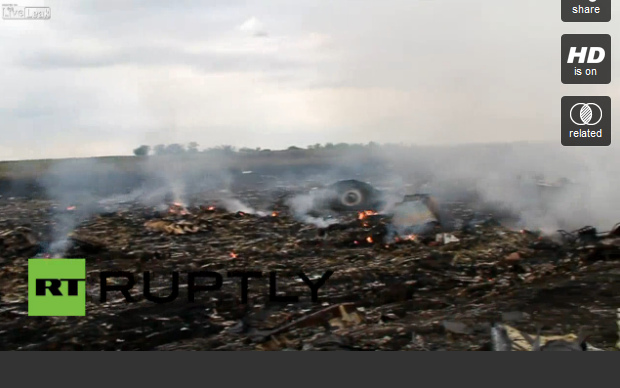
[{"xmin": 0, "ymin": 179, "xmax": 618, "ymax": 350}]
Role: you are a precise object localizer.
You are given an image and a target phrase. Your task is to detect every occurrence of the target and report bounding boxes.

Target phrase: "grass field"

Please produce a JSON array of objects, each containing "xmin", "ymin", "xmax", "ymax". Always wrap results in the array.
[
  {"xmin": 0, "ymin": 147, "xmax": 393, "ymax": 190},
  {"xmin": 0, "ymin": 150, "xmax": 346, "ymax": 179}
]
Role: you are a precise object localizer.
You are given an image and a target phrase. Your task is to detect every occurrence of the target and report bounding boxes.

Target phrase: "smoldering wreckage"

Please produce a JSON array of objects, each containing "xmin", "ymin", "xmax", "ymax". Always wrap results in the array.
[{"xmin": 0, "ymin": 175, "xmax": 619, "ymax": 351}]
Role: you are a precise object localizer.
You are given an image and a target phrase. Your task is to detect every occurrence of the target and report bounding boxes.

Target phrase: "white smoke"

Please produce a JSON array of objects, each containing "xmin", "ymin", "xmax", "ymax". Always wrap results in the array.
[
  {"xmin": 373, "ymin": 143, "xmax": 620, "ymax": 233},
  {"xmin": 286, "ymin": 189, "xmax": 339, "ymax": 228},
  {"xmin": 220, "ymin": 198, "xmax": 266, "ymax": 216}
]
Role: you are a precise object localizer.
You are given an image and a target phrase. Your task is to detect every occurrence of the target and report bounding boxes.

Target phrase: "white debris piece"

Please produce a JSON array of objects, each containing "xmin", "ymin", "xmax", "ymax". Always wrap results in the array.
[
  {"xmin": 617, "ymin": 308, "xmax": 620, "ymax": 350},
  {"xmin": 436, "ymin": 233, "xmax": 460, "ymax": 245}
]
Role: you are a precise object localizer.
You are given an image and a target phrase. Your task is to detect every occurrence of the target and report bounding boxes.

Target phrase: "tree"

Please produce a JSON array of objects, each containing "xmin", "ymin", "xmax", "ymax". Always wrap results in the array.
[
  {"xmin": 187, "ymin": 142, "xmax": 199, "ymax": 153},
  {"xmin": 165, "ymin": 143, "xmax": 185, "ymax": 154},
  {"xmin": 288, "ymin": 146, "xmax": 302, "ymax": 151},
  {"xmin": 218, "ymin": 145, "xmax": 236, "ymax": 154},
  {"xmin": 133, "ymin": 145, "xmax": 150, "ymax": 156},
  {"xmin": 153, "ymin": 144, "xmax": 166, "ymax": 155}
]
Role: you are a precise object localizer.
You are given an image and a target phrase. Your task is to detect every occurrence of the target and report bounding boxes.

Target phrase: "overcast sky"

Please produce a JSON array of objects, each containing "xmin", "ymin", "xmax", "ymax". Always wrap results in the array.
[{"xmin": 0, "ymin": 0, "xmax": 618, "ymax": 160}]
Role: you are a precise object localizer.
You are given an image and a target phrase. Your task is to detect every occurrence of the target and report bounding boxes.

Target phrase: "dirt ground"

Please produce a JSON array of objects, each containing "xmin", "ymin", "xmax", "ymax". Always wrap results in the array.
[{"xmin": 0, "ymin": 185, "xmax": 618, "ymax": 351}]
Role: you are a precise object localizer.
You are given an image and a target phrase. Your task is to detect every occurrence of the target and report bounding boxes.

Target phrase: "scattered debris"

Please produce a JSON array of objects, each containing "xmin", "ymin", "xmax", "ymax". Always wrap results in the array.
[
  {"xmin": 144, "ymin": 220, "xmax": 203, "ymax": 235},
  {"xmin": 390, "ymin": 194, "xmax": 440, "ymax": 236},
  {"xmin": 501, "ymin": 311, "xmax": 530, "ymax": 323},
  {"xmin": 0, "ymin": 188, "xmax": 617, "ymax": 351},
  {"xmin": 442, "ymin": 321, "xmax": 472, "ymax": 335},
  {"xmin": 504, "ymin": 252, "xmax": 521, "ymax": 263},
  {"xmin": 617, "ymin": 308, "xmax": 620, "ymax": 350},
  {"xmin": 436, "ymin": 233, "xmax": 460, "ymax": 245},
  {"xmin": 326, "ymin": 180, "xmax": 385, "ymax": 212},
  {"xmin": 491, "ymin": 324, "xmax": 599, "ymax": 351}
]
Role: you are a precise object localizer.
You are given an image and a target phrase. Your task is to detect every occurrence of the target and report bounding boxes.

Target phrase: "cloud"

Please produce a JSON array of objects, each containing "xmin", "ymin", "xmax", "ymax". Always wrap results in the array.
[
  {"xmin": 18, "ymin": 44, "xmax": 304, "ymax": 73},
  {"xmin": 238, "ymin": 16, "xmax": 268, "ymax": 37},
  {"xmin": 2, "ymin": 0, "xmax": 620, "ymax": 161}
]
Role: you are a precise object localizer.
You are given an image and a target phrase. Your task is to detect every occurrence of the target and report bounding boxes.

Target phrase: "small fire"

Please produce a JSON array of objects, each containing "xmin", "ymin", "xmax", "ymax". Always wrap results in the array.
[
  {"xmin": 271, "ymin": 211, "xmax": 279, "ymax": 217},
  {"xmin": 366, "ymin": 236, "xmax": 374, "ymax": 244},
  {"xmin": 169, "ymin": 202, "xmax": 189, "ymax": 215},
  {"xmin": 230, "ymin": 252, "xmax": 238, "ymax": 259},
  {"xmin": 66, "ymin": 206, "xmax": 76, "ymax": 211},
  {"xmin": 207, "ymin": 206, "xmax": 216, "ymax": 211},
  {"xmin": 358, "ymin": 210, "xmax": 378, "ymax": 220},
  {"xmin": 393, "ymin": 234, "xmax": 416, "ymax": 244}
]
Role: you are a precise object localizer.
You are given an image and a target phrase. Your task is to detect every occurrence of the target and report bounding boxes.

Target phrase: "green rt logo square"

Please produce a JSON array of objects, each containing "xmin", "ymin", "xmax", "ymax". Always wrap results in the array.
[{"xmin": 28, "ymin": 259, "xmax": 86, "ymax": 316}]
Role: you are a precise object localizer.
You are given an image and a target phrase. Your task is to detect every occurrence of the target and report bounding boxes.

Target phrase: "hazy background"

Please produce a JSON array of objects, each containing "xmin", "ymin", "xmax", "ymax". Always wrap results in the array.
[{"xmin": 1, "ymin": 0, "xmax": 618, "ymax": 160}]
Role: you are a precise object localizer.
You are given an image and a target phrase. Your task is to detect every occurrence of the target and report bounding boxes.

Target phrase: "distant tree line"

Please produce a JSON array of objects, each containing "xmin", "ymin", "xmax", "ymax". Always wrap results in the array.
[
  {"xmin": 133, "ymin": 142, "xmax": 232, "ymax": 156},
  {"xmin": 133, "ymin": 141, "xmax": 394, "ymax": 156}
]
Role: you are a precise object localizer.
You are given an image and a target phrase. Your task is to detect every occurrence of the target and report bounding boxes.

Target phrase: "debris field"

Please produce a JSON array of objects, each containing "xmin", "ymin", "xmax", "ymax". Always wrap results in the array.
[{"xmin": 0, "ymin": 186, "xmax": 619, "ymax": 351}]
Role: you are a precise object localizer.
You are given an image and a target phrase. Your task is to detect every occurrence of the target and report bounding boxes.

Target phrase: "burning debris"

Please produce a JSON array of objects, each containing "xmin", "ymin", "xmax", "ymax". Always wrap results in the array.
[
  {"xmin": 0, "ymin": 178, "xmax": 618, "ymax": 351},
  {"xmin": 220, "ymin": 198, "xmax": 265, "ymax": 216},
  {"xmin": 168, "ymin": 202, "xmax": 190, "ymax": 216},
  {"xmin": 358, "ymin": 210, "xmax": 379, "ymax": 220}
]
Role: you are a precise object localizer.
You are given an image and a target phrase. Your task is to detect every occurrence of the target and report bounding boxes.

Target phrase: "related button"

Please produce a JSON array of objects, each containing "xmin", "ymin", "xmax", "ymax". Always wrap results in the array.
[
  {"xmin": 562, "ymin": 96, "xmax": 611, "ymax": 146},
  {"xmin": 561, "ymin": 34, "xmax": 611, "ymax": 84},
  {"xmin": 562, "ymin": 0, "xmax": 611, "ymax": 23}
]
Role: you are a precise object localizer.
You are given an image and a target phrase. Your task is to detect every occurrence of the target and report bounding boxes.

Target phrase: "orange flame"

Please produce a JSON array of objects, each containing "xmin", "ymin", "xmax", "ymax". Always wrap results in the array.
[
  {"xmin": 230, "ymin": 252, "xmax": 238, "ymax": 259},
  {"xmin": 169, "ymin": 203, "xmax": 190, "ymax": 215},
  {"xmin": 358, "ymin": 210, "xmax": 378, "ymax": 220},
  {"xmin": 66, "ymin": 206, "xmax": 76, "ymax": 211},
  {"xmin": 207, "ymin": 206, "xmax": 216, "ymax": 211},
  {"xmin": 271, "ymin": 211, "xmax": 279, "ymax": 217},
  {"xmin": 366, "ymin": 236, "xmax": 374, "ymax": 244}
]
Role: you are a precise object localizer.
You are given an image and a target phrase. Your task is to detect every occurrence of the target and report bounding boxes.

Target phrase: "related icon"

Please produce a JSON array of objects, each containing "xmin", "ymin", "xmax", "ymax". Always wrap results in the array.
[
  {"xmin": 569, "ymin": 103, "xmax": 603, "ymax": 126},
  {"xmin": 561, "ymin": 96, "xmax": 611, "ymax": 147}
]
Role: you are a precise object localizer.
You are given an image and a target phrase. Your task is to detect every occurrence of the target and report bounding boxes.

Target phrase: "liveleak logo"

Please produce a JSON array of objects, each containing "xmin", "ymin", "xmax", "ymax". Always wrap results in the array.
[{"xmin": 28, "ymin": 259, "xmax": 86, "ymax": 316}]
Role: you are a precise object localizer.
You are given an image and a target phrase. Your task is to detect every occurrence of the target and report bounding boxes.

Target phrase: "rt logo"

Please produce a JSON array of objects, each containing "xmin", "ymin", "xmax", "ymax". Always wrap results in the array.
[{"xmin": 28, "ymin": 259, "xmax": 86, "ymax": 316}]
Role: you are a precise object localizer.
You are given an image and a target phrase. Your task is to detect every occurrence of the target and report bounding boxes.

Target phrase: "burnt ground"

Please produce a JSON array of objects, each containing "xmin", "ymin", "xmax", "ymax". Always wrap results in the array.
[{"xmin": 0, "ymin": 182, "xmax": 619, "ymax": 351}]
